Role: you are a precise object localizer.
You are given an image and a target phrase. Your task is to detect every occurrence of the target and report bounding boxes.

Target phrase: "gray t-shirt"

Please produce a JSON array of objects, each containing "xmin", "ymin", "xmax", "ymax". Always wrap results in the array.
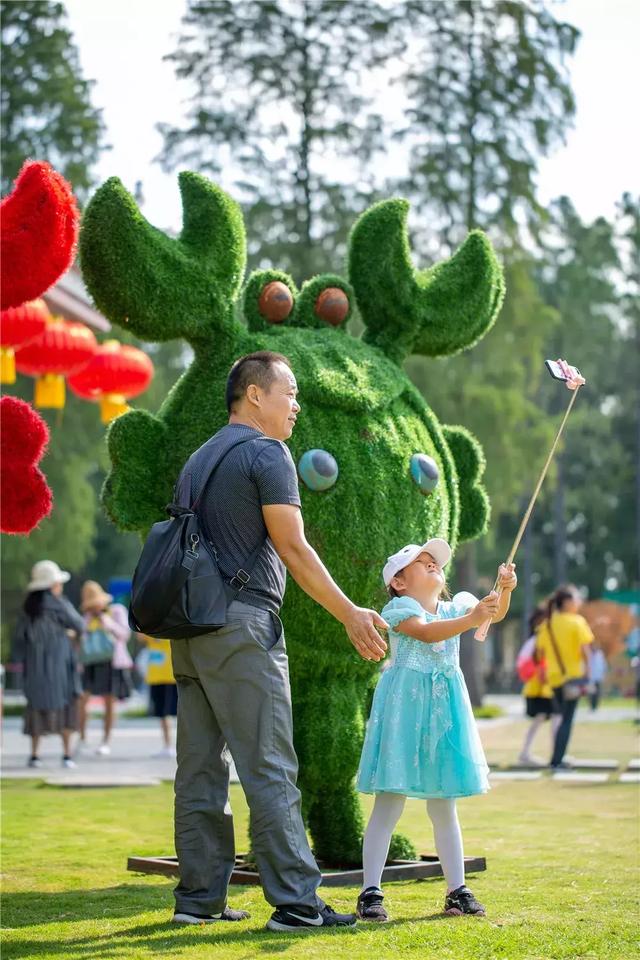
[{"xmin": 176, "ymin": 424, "xmax": 301, "ymax": 614}]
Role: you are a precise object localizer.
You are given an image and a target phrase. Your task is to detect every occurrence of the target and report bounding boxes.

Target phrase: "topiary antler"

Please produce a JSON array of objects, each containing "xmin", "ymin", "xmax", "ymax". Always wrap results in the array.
[
  {"xmin": 79, "ymin": 173, "xmax": 246, "ymax": 344},
  {"xmin": 348, "ymin": 199, "xmax": 505, "ymax": 364}
]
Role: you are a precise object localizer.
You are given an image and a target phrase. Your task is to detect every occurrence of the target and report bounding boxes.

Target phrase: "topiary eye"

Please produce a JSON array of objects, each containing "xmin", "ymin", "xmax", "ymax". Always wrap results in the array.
[
  {"xmin": 314, "ymin": 287, "xmax": 350, "ymax": 326},
  {"xmin": 298, "ymin": 449, "xmax": 339, "ymax": 491},
  {"xmin": 410, "ymin": 453, "xmax": 439, "ymax": 495},
  {"xmin": 259, "ymin": 281, "xmax": 294, "ymax": 324}
]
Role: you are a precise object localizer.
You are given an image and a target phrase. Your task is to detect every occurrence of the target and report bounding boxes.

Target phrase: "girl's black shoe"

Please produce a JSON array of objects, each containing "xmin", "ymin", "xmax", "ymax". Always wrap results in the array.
[
  {"xmin": 444, "ymin": 885, "xmax": 486, "ymax": 916},
  {"xmin": 356, "ymin": 886, "xmax": 389, "ymax": 922}
]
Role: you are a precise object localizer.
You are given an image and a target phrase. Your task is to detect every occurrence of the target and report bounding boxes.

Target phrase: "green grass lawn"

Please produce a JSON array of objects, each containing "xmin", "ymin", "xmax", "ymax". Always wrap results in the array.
[{"xmin": 2, "ymin": 721, "xmax": 639, "ymax": 960}]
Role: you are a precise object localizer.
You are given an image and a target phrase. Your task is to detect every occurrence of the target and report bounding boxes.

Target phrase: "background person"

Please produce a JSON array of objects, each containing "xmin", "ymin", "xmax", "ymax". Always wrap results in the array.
[
  {"xmin": 78, "ymin": 580, "xmax": 132, "ymax": 756},
  {"xmin": 587, "ymin": 643, "xmax": 608, "ymax": 711},
  {"xmin": 517, "ymin": 606, "xmax": 561, "ymax": 766},
  {"xmin": 140, "ymin": 635, "xmax": 177, "ymax": 758},
  {"xmin": 11, "ymin": 560, "xmax": 84, "ymax": 769},
  {"xmin": 536, "ymin": 585, "xmax": 594, "ymax": 769}
]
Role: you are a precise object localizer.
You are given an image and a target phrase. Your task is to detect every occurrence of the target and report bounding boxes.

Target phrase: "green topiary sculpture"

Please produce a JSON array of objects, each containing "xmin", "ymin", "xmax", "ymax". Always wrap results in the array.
[{"xmin": 79, "ymin": 172, "xmax": 504, "ymax": 865}]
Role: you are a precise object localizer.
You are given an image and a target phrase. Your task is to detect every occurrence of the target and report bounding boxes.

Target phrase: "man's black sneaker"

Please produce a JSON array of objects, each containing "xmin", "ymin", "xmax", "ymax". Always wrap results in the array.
[
  {"xmin": 172, "ymin": 907, "xmax": 250, "ymax": 924},
  {"xmin": 266, "ymin": 903, "xmax": 357, "ymax": 932},
  {"xmin": 356, "ymin": 886, "xmax": 389, "ymax": 922},
  {"xmin": 444, "ymin": 885, "xmax": 486, "ymax": 916}
]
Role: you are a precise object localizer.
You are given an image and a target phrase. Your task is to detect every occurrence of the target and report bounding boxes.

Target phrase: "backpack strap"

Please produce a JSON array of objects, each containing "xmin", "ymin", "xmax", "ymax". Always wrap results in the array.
[
  {"xmin": 190, "ymin": 435, "xmax": 274, "ymax": 597},
  {"xmin": 546, "ymin": 616, "xmax": 567, "ymax": 680}
]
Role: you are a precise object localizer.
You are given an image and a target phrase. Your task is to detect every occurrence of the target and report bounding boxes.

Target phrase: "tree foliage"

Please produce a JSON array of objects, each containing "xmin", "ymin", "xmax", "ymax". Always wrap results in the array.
[
  {"xmin": 157, "ymin": 0, "xmax": 403, "ymax": 282},
  {"xmin": 398, "ymin": 0, "xmax": 579, "ymax": 248},
  {"xmin": 0, "ymin": 1, "xmax": 108, "ymax": 202}
]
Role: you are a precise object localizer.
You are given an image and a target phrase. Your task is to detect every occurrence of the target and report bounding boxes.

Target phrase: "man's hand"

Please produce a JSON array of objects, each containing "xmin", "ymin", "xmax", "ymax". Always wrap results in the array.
[
  {"xmin": 497, "ymin": 562, "xmax": 517, "ymax": 593},
  {"xmin": 342, "ymin": 606, "xmax": 388, "ymax": 662},
  {"xmin": 469, "ymin": 592, "xmax": 500, "ymax": 628}
]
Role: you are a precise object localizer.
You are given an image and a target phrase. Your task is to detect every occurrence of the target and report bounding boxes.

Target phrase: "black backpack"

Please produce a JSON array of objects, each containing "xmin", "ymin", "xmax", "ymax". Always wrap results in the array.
[{"xmin": 128, "ymin": 437, "xmax": 267, "ymax": 639}]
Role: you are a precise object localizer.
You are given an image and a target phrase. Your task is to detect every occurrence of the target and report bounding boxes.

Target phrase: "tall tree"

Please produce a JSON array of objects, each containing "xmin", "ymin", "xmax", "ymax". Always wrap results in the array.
[
  {"xmin": 615, "ymin": 194, "xmax": 640, "ymax": 590},
  {"xmin": 534, "ymin": 198, "xmax": 623, "ymax": 599},
  {"xmin": 396, "ymin": 0, "xmax": 578, "ymax": 699},
  {"xmin": 399, "ymin": 0, "xmax": 579, "ymax": 251},
  {"xmin": 158, "ymin": 0, "xmax": 402, "ymax": 282},
  {"xmin": 0, "ymin": 0, "xmax": 108, "ymax": 201}
]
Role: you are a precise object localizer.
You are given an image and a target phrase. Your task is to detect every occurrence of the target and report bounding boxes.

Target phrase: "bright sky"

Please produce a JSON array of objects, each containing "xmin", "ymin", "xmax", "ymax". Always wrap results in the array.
[{"xmin": 65, "ymin": 0, "xmax": 639, "ymax": 233}]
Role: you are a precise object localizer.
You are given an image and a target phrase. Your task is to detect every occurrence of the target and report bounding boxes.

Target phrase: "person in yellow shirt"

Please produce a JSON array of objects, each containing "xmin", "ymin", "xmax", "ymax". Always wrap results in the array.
[
  {"xmin": 142, "ymin": 636, "xmax": 177, "ymax": 758},
  {"xmin": 517, "ymin": 607, "xmax": 561, "ymax": 766},
  {"xmin": 536, "ymin": 585, "xmax": 594, "ymax": 769}
]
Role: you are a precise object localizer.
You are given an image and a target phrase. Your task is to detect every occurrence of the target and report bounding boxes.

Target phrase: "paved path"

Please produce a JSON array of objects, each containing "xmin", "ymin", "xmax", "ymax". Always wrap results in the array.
[
  {"xmin": 2, "ymin": 691, "xmax": 636, "ymax": 786},
  {"xmin": 1, "ymin": 693, "xmax": 239, "ymax": 785}
]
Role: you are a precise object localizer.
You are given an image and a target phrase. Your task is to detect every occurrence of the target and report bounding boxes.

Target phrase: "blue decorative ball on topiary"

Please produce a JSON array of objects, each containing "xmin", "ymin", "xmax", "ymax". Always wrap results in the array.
[
  {"xmin": 298, "ymin": 449, "xmax": 339, "ymax": 492},
  {"xmin": 410, "ymin": 453, "xmax": 439, "ymax": 495}
]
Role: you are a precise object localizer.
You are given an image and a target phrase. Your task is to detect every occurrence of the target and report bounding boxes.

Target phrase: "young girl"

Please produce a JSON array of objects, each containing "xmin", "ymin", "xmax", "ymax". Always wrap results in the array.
[{"xmin": 356, "ymin": 538, "xmax": 517, "ymax": 921}]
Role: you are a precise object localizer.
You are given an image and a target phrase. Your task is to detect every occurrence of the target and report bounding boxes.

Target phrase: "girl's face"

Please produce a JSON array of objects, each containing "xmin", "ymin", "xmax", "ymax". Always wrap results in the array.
[{"xmin": 392, "ymin": 551, "xmax": 444, "ymax": 596}]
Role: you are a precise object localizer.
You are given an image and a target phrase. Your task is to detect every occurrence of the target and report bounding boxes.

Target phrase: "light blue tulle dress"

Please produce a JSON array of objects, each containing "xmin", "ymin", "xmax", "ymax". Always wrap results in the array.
[{"xmin": 357, "ymin": 593, "xmax": 490, "ymax": 799}]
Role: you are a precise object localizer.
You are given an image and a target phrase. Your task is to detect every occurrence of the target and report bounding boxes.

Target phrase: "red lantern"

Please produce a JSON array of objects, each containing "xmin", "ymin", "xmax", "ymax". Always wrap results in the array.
[
  {"xmin": 15, "ymin": 317, "xmax": 97, "ymax": 409},
  {"xmin": 67, "ymin": 340, "xmax": 154, "ymax": 422},
  {"xmin": 0, "ymin": 299, "xmax": 51, "ymax": 384}
]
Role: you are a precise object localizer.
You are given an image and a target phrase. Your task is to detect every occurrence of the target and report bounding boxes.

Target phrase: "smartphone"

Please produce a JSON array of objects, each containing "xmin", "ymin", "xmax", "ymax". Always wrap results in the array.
[{"xmin": 545, "ymin": 359, "xmax": 581, "ymax": 382}]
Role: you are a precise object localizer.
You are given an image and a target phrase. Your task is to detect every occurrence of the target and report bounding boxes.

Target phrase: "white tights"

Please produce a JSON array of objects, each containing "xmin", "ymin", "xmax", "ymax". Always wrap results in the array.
[{"xmin": 361, "ymin": 792, "xmax": 465, "ymax": 893}]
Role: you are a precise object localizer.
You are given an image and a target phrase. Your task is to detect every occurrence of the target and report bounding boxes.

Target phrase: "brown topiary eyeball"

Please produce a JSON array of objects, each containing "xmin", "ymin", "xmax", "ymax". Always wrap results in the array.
[
  {"xmin": 258, "ymin": 281, "xmax": 294, "ymax": 323},
  {"xmin": 315, "ymin": 287, "xmax": 349, "ymax": 326}
]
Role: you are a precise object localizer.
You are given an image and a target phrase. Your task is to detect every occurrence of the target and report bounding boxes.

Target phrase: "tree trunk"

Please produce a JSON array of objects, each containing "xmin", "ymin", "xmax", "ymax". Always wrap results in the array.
[
  {"xmin": 456, "ymin": 541, "xmax": 485, "ymax": 706},
  {"xmin": 296, "ymin": 16, "xmax": 314, "ymax": 282}
]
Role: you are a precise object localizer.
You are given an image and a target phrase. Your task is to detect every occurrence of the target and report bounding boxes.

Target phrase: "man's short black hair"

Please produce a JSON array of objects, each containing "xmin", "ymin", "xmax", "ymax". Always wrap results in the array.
[{"xmin": 225, "ymin": 351, "xmax": 292, "ymax": 414}]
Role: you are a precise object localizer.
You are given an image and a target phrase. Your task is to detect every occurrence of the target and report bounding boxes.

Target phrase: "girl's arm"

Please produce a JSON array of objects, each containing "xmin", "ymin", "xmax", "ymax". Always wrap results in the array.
[
  {"xmin": 492, "ymin": 563, "xmax": 518, "ymax": 623},
  {"xmin": 396, "ymin": 594, "xmax": 500, "ymax": 644}
]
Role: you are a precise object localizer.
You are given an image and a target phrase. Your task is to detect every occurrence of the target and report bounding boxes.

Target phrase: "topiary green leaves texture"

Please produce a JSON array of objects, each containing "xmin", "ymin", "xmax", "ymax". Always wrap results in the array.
[{"xmin": 80, "ymin": 173, "xmax": 504, "ymax": 864}]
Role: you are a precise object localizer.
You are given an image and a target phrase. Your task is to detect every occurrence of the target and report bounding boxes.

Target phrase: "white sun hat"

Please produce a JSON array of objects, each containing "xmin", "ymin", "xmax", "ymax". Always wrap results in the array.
[
  {"xmin": 382, "ymin": 538, "xmax": 452, "ymax": 587},
  {"xmin": 27, "ymin": 560, "xmax": 71, "ymax": 592}
]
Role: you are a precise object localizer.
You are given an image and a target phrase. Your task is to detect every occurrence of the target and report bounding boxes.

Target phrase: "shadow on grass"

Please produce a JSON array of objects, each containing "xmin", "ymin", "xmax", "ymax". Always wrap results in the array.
[{"xmin": 2, "ymin": 886, "xmax": 458, "ymax": 959}]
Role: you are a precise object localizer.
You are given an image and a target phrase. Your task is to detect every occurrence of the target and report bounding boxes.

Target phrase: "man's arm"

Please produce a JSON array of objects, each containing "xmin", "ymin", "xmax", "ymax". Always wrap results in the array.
[{"xmin": 262, "ymin": 503, "xmax": 387, "ymax": 662}]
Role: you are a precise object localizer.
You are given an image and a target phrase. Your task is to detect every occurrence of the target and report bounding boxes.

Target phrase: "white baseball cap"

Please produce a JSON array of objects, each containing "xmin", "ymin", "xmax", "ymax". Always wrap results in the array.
[
  {"xmin": 27, "ymin": 560, "xmax": 71, "ymax": 592},
  {"xmin": 382, "ymin": 538, "xmax": 452, "ymax": 587}
]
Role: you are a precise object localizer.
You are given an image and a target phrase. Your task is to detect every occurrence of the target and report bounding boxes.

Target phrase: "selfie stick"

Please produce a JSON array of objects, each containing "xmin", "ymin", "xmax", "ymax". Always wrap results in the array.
[{"xmin": 474, "ymin": 365, "xmax": 584, "ymax": 643}]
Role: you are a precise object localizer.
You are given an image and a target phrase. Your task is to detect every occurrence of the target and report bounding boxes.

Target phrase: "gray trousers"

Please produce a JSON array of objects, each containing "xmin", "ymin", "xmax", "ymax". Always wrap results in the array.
[{"xmin": 171, "ymin": 600, "xmax": 322, "ymax": 915}]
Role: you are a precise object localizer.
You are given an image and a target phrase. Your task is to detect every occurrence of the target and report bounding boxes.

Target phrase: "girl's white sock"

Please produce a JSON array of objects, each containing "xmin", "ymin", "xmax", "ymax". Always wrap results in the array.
[
  {"xmin": 427, "ymin": 797, "xmax": 465, "ymax": 892},
  {"xmin": 361, "ymin": 792, "xmax": 406, "ymax": 892}
]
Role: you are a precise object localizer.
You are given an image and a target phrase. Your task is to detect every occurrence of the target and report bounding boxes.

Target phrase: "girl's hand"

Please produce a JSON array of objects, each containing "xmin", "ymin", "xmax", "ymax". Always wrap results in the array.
[
  {"xmin": 497, "ymin": 563, "xmax": 517, "ymax": 593},
  {"xmin": 469, "ymin": 592, "xmax": 500, "ymax": 627}
]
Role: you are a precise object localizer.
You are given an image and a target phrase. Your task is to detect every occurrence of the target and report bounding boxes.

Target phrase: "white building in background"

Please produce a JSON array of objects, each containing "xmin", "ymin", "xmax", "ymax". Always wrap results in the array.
[{"xmin": 42, "ymin": 264, "xmax": 110, "ymax": 333}]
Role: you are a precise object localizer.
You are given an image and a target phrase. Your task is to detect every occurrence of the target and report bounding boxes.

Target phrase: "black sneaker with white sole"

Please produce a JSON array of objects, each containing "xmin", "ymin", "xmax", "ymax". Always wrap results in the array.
[
  {"xmin": 356, "ymin": 887, "xmax": 388, "ymax": 922},
  {"xmin": 266, "ymin": 903, "xmax": 357, "ymax": 932},
  {"xmin": 172, "ymin": 907, "xmax": 250, "ymax": 924},
  {"xmin": 444, "ymin": 885, "xmax": 485, "ymax": 916}
]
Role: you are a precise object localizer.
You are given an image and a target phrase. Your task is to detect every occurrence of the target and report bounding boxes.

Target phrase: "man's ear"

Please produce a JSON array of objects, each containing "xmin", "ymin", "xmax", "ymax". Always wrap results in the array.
[{"xmin": 245, "ymin": 384, "xmax": 261, "ymax": 408}]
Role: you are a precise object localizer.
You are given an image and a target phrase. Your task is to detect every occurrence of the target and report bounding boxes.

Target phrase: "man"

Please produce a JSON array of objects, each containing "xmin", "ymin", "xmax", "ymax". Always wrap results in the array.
[{"xmin": 171, "ymin": 350, "xmax": 388, "ymax": 932}]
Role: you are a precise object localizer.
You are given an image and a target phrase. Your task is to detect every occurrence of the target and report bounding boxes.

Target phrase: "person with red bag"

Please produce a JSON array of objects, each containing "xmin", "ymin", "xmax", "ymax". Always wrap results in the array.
[
  {"xmin": 535, "ymin": 585, "xmax": 594, "ymax": 769},
  {"xmin": 517, "ymin": 606, "xmax": 561, "ymax": 767}
]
